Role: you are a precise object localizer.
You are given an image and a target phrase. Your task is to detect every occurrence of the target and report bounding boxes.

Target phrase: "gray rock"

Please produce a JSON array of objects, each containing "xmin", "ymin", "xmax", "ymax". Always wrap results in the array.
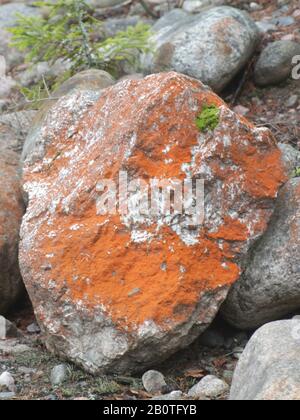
[
  {"xmin": 87, "ymin": 0, "xmax": 128, "ymax": 8},
  {"xmin": 254, "ymin": 41, "xmax": 300, "ymax": 86},
  {"xmin": 0, "ymin": 4, "xmax": 40, "ymax": 29},
  {"xmin": 255, "ymin": 21, "xmax": 276, "ymax": 33},
  {"xmin": 0, "ymin": 371, "xmax": 15, "ymax": 392},
  {"xmin": 0, "ymin": 110, "xmax": 36, "ymax": 154},
  {"xmin": 0, "ymin": 123, "xmax": 26, "ymax": 314},
  {"xmin": 151, "ymin": 391, "xmax": 185, "ymax": 400},
  {"xmin": 230, "ymin": 320, "xmax": 300, "ymax": 400},
  {"xmin": 183, "ymin": 0, "xmax": 224, "ymax": 14},
  {"xmin": 222, "ymin": 179, "xmax": 300, "ymax": 329},
  {"xmin": 271, "ymin": 16, "xmax": 295, "ymax": 27},
  {"xmin": 150, "ymin": 9, "xmax": 191, "ymax": 32},
  {"xmin": 0, "ymin": 4, "xmax": 41, "ymax": 70},
  {"xmin": 102, "ymin": 16, "xmax": 153, "ymax": 38},
  {"xmin": 0, "ymin": 316, "xmax": 22, "ymax": 340},
  {"xmin": 0, "ymin": 75, "xmax": 16, "ymax": 100},
  {"xmin": 0, "ymin": 392, "xmax": 15, "ymax": 400},
  {"xmin": 142, "ymin": 6, "xmax": 260, "ymax": 92},
  {"xmin": 50, "ymin": 364, "xmax": 68, "ymax": 386},
  {"xmin": 249, "ymin": 2, "xmax": 262, "ymax": 11},
  {"xmin": 0, "ymin": 340, "xmax": 31, "ymax": 355},
  {"xmin": 142, "ymin": 370, "xmax": 167, "ymax": 393},
  {"xmin": 26, "ymin": 322, "xmax": 41, "ymax": 334},
  {"xmin": 278, "ymin": 143, "xmax": 300, "ymax": 176},
  {"xmin": 188, "ymin": 375, "xmax": 229, "ymax": 398},
  {"xmin": 17, "ymin": 60, "xmax": 71, "ymax": 88},
  {"xmin": 285, "ymin": 94, "xmax": 299, "ymax": 108},
  {"xmin": 21, "ymin": 69, "xmax": 115, "ymax": 163}
]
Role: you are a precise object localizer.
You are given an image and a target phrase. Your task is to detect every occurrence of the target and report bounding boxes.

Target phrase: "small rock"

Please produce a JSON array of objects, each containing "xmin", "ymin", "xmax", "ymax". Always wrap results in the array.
[
  {"xmin": 0, "ymin": 372, "xmax": 15, "ymax": 392},
  {"xmin": 233, "ymin": 105, "xmax": 250, "ymax": 116},
  {"xmin": 50, "ymin": 364, "xmax": 68, "ymax": 386},
  {"xmin": 27, "ymin": 322, "xmax": 41, "ymax": 334},
  {"xmin": 286, "ymin": 94, "xmax": 298, "ymax": 108},
  {"xmin": 149, "ymin": 9, "xmax": 190, "ymax": 32},
  {"xmin": 0, "ymin": 392, "xmax": 15, "ymax": 400},
  {"xmin": 256, "ymin": 21, "xmax": 276, "ymax": 33},
  {"xmin": 271, "ymin": 16, "xmax": 295, "ymax": 27},
  {"xmin": 88, "ymin": 0, "xmax": 128, "ymax": 8},
  {"xmin": 233, "ymin": 347, "xmax": 244, "ymax": 360},
  {"xmin": 142, "ymin": 370, "xmax": 167, "ymax": 394},
  {"xmin": 151, "ymin": 391, "xmax": 185, "ymax": 400},
  {"xmin": 281, "ymin": 34, "xmax": 295, "ymax": 41},
  {"xmin": 249, "ymin": 2, "xmax": 262, "ymax": 11},
  {"xmin": 102, "ymin": 16, "xmax": 153, "ymax": 38},
  {"xmin": 293, "ymin": 10, "xmax": 300, "ymax": 18},
  {"xmin": 188, "ymin": 375, "xmax": 229, "ymax": 399},
  {"xmin": 183, "ymin": 0, "xmax": 215, "ymax": 14},
  {"xmin": 18, "ymin": 367, "xmax": 36, "ymax": 375},
  {"xmin": 0, "ymin": 316, "xmax": 21, "ymax": 340},
  {"xmin": 223, "ymin": 370, "xmax": 234, "ymax": 384}
]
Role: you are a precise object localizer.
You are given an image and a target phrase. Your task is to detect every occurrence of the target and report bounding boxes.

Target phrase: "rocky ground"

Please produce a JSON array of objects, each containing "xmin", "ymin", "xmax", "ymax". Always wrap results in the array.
[
  {"xmin": 1, "ymin": 302, "xmax": 247, "ymax": 400},
  {"xmin": 0, "ymin": 0, "xmax": 300, "ymax": 401}
]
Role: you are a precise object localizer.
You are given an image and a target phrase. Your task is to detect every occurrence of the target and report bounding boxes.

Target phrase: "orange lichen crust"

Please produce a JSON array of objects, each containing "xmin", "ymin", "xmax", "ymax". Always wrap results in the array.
[{"xmin": 21, "ymin": 72, "xmax": 287, "ymax": 334}]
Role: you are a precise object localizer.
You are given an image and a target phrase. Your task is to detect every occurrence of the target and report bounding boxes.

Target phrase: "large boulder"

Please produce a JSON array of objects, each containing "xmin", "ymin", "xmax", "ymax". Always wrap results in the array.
[
  {"xmin": 0, "ymin": 110, "xmax": 36, "ymax": 314},
  {"xmin": 141, "ymin": 7, "xmax": 260, "ymax": 92},
  {"xmin": 222, "ymin": 178, "xmax": 300, "ymax": 329},
  {"xmin": 0, "ymin": 138, "xmax": 25, "ymax": 315},
  {"xmin": 20, "ymin": 72, "xmax": 286, "ymax": 374},
  {"xmin": 254, "ymin": 41, "xmax": 300, "ymax": 87},
  {"xmin": 230, "ymin": 320, "xmax": 300, "ymax": 400}
]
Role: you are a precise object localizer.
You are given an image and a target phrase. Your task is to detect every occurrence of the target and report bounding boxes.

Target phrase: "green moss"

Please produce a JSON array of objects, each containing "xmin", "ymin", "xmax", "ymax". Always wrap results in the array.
[
  {"xmin": 196, "ymin": 104, "xmax": 220, "ymax": 132},
  {"xmin": 293, "ymin": 167, "xmax": 300, "ymax": 178}
]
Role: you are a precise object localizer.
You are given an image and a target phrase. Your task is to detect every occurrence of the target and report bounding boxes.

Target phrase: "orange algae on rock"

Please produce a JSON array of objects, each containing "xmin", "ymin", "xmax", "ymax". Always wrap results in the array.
[{"xmin": 20, "ymin": 72, "xmax": 287, "ymax": 373}]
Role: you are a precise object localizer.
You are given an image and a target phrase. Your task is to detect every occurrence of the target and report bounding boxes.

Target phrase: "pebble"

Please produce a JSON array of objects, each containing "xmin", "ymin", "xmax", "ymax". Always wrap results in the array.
[
  {"xmin": 281, "ymin": 34, "xmax": 295, "ymax": 41},
  {"xmin": 188, "ymin": 375, "xmax": 229, "ymax": 399},
  {"xmin": 142, "ymin": 370, "xmax": 167, "ymax": 394},
  {"xmin": 50, "ymin": 364, "xmax": 68, "ymax": 386},
  {"xmin": 27, "ymin": 322, "xmax": 41, "ymax": 334},
  {"xmin": 233, "ymin": 105, "xmax": 250, "ymax": 116},
  {"xmin": 233, "ymin": 347, "xmax": 244, "ymax": 360},
  {"xmin": 0, "ymin": 371, "xmax": 15, "ymax": 392},
  {"xmin": 293, "ymin": 10, "xmax": 300, "ymax": 18},
  {"xmin": 0, "ymin": 392, "xmax": 15, "ymax": 400},
  {"xmin": 151, "ymin": 391, "xmax": 185, "ymax": 400},
  {"xmin": 256, "ymin": 21, "xmax": 276, "ymax": 33},
  {"xmin": 250, "ymin": 2, "xmax": 262, "ymax": 11},
  {"xmin": 271, "ymin": 16, "xmax": 295, "ymax": 27},
  {"xmin": 286, "ymin": 95, "xmax": 298, "ymax": 108},
  {"xmin": 0, "ymin": 316, "xmax": 21, "ymax": 340}
]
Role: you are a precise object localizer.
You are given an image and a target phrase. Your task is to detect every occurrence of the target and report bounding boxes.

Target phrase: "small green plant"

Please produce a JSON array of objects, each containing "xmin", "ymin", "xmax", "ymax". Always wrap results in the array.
[
  {"xmin": 293, "ymin": 167, "xmax": 300, "ymax": 178},
  {"xmin": 9, "ymin": 0, "xmax": 152, "ymax": 98},
  {"xmin": 196, "ymin": 104, "xmax": 220, "ymax": 132}
]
